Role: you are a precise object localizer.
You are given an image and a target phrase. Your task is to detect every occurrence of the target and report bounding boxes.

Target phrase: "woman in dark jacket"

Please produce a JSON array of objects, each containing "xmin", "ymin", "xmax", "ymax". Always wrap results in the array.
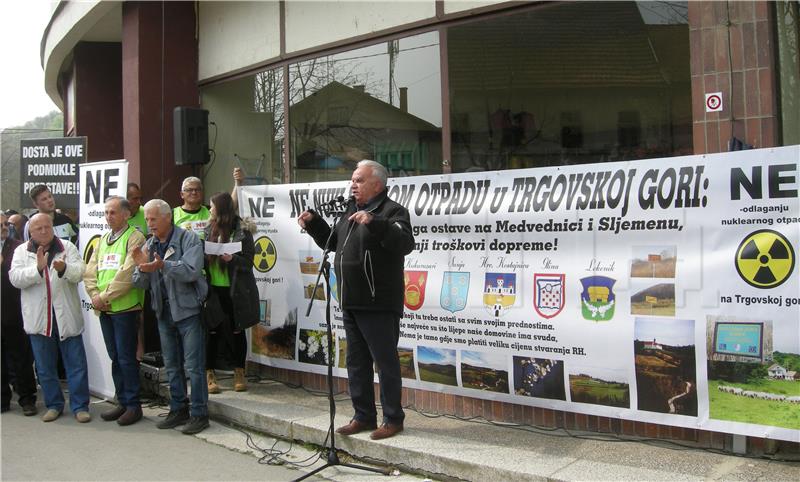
[{"xmin": 204, "ymin": 192, "xmax": 260, "ymax": 393}]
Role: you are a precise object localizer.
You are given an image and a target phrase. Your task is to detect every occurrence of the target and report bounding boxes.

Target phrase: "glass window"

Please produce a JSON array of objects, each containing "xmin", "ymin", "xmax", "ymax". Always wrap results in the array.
[
  {"xmin": 200, "ymin": 67, "xmax": 285, "ymax": 195},
  {"xmin": 289, "ymin": 31, "xmax": 442, "ymax": 182},
  {"xmin": 448, "ymin": 1, "xmax": 692, "ymax": 173}
]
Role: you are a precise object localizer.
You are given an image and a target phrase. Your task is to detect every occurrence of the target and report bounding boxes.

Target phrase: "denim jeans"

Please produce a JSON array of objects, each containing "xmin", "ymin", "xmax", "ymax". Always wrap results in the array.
[
  {"xmin": 157, "ymin": 307, "xmax": 207, "ymax": 417},
  {"xmin": 28, "ymin": 321, "xmax": 89, "ymax": 414},
  {"xmin": 99, "ymin": 311, "xmax": 141, "ymax": 408}
]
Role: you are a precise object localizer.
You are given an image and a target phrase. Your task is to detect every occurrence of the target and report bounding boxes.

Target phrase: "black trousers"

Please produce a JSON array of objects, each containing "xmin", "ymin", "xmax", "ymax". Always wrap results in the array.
[
  {"xmin": 342, "ymin": 309, "xmax": 404, "ymax": 425},
  {"xmin": 1, "ymin": 321, "xmax": 37, "ymax": 409},
  {"xmin": 206, "ymin": 286, "xmax": 247, "ymax": 370}
]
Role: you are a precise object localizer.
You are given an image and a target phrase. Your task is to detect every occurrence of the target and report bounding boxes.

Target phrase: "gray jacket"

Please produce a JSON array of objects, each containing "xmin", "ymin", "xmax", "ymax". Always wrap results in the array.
[{"xmin": 132, "ymin": 225, "xmax": 207, "ymax": 322}]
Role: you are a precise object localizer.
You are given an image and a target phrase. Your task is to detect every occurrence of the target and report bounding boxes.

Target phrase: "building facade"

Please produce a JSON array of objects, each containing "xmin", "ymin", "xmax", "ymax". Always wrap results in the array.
[{"xmin": 42, "ymin": 1, "xmax": 799, "ymax": 453}]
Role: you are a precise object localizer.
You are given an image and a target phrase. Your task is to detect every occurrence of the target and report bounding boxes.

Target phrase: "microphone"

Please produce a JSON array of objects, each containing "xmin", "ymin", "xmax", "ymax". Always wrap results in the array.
[{"xmin": 323, "ymin": 196, "xmax": 346, "ymax": 209}]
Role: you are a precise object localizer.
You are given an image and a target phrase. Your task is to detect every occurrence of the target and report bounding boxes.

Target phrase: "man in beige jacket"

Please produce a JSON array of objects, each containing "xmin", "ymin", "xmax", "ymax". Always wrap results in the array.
[{"xmin": 84, "ymin": 196, "xmax": 146, "ymax": 426}]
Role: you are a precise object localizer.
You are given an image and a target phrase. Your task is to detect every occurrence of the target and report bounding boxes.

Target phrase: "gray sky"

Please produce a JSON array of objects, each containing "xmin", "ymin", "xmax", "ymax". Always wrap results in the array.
[{"xmin": 0, "ymin": 0, "xmax": 58, "ymax": 130}]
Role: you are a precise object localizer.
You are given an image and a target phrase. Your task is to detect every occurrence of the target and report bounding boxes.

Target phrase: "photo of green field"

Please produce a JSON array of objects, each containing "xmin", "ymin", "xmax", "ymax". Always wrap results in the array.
[
  {"xmin": 708, "ymin": 379, "xmax": 799, "ymax": 429},
  {"xmin": 418, "ymin": 346, "xmax": 458, "ymax": 386},
  {"xmin": 707, "ymin": 352, "xmax": 800, "ymax": 429},
  {"xmin": 460, "ymin": 350, "xmax": 509, "ymax": 394},
  {"xmin": 569, "ymin": 365, "xmax": 630, "ymax": 408},
  {"xmin": 398, "ymin": 347, "xmax": 417, "ymax": 380},
  {"xmin": 630, "ymin": 281, "xmax": 675, "ymax": 316}
]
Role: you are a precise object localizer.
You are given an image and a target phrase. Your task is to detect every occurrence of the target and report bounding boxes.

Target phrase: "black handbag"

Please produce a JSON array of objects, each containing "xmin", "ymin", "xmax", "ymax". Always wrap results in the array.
[
  {"xmin": 202, "ymin": 285, "xmax": 227, "ymax": 329},
  {"xmin": 201, "ymin": 258, "xmax": 227, "ymax": 329}
]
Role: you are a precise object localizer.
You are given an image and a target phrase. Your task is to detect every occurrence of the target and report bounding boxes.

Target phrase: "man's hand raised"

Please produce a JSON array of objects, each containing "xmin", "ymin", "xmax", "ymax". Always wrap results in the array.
[
  {"xmin": 297, "ymin": 210, "xmax": 315, "ymax": 230},
  {"xmin": 138, "ymin": 253, "xmax": 164, "ymax": 273},
  {"xmin": 131, "ymin": 245, "xmax": 150, "ymax": 266},
  {"xmin": 36, "ymin": 246, "xmax": 48, "ymax": 273}
]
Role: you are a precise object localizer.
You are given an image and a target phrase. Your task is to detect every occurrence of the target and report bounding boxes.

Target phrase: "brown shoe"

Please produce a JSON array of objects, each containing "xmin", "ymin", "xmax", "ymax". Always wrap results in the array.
[
  {"xmin": 370, "ymin": 422, "xmax": 403, "ymax": 440},
  {"xmin": 207, "ymin": 369, "xmax": 221, "ymax": 394},
  {"xmin": 335, "ymin": 419, "xmax": 377, "ymax": 436},
  {"xmin": 100, "ymin": 405, "xmax": 126, "ymax": 421},
  {"xmin": 117, "ymin": 406, "xmax": 143, "ymax": 426},
  {"xmin": 233, "ymin": 367, "xmax": 247, "ymax": 392}
]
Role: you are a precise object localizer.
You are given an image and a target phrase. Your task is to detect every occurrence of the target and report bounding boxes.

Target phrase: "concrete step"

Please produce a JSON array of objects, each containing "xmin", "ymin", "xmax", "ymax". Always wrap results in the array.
[{"xmin": 149, "ymin": 374, "xmax": 799, "ymax": 481}]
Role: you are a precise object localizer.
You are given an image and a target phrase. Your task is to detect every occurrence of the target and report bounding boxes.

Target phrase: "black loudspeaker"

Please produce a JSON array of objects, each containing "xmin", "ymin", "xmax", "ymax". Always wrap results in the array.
[{"xmin": 173, "ymin": 107, "xmax": 210, "ymax": 165}]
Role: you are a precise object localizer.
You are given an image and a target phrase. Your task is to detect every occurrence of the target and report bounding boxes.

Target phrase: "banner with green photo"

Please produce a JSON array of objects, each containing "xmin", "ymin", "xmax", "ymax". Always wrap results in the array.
[{"xmin": 240, "ymin": 146, "xmax": 799, "ymax": 441}]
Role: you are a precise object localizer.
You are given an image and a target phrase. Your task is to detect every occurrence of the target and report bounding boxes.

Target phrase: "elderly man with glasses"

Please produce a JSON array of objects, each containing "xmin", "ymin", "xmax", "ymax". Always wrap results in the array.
[{"xmin": 172, "ymin": 177, "xmax": 209, "ymax": 240}]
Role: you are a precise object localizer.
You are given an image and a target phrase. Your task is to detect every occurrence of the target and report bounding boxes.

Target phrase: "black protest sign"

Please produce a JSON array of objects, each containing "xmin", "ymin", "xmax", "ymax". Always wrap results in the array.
[{"xmin": 20, "ymin": 137, "xmax": 86, "ymax": 210}]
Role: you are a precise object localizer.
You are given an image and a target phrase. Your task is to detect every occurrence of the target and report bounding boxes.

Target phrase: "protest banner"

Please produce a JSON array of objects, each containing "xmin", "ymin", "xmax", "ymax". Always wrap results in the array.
[
  {"xmin": 78, "ymin": 159, "xmax": 128, "ymax": 399},
  {"xmin": 240, "ymin": 146, "xmax": 799, "ymax": 441}
]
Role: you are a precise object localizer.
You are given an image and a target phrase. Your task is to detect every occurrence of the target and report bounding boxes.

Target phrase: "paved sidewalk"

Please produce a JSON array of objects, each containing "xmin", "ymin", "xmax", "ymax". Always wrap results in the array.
[{"xmin": 195, "ymin": 374, "xmax": 799, "ymax": 481}]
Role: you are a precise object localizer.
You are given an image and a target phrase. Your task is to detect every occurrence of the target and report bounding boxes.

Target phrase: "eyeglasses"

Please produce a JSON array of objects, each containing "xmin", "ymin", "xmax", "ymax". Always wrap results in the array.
[{"xmin": 182, "ymin": 188, "xmax": 202, "ymax": 194}]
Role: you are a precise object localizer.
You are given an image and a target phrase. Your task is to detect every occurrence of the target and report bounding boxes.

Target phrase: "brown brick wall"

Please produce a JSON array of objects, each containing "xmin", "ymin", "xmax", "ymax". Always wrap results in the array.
[
  {"xmin": 689, "ymin": 0, "xmax": 779, "ymax": 153},
  {"xmin": 248, "ymin": 363, "xmax": 800, "ymax": 455}
]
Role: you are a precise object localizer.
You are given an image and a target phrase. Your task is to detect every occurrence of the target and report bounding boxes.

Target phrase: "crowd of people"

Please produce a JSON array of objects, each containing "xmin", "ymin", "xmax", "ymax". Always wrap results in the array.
[{"xmin": 2, "ymin": 160, "xmax": 412, "ymax": 441}]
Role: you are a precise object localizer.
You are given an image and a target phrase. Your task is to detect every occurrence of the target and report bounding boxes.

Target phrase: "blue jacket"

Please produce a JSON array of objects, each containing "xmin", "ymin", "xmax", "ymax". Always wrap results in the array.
[{"xmin": 132, "ymin": 225, "xmax": 207, "ymax": 322}]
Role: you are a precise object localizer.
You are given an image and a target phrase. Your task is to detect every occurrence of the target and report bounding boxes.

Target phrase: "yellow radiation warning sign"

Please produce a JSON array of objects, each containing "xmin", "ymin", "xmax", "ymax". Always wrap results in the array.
[
  {"xmin": 735, "ymin": 230, "xmax": 795, "ymax": 289},
  {"xmin": 83, "ymin": 235, "xmax": 101, "ymax": 265},
  {"xmin": 253, "ymin": 236, "xmax": 277, "ymax": 273}
]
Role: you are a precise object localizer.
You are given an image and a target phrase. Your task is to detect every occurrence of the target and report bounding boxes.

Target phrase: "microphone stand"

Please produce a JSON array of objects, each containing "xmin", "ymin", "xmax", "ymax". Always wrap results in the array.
[{"xmin": 294, "ymin": 199, "xmax": 389, "ymax": 482}]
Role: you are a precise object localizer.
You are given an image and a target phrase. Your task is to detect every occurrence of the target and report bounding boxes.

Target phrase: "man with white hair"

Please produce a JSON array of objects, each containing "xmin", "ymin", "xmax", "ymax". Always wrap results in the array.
[
  {"xmin": 173, "ymin": 177, "xmax": 209, "ymax": 239},
  {"xmin": 10, "ymin": 213, "xmax": 89, "ymax": 423},
  {"xmin": 298, "ymin": 160, "xmax": 415, "ymax": 440},
  {"xmin": 132, "ymin": 199, "xmax": 209, "ymax": 435}
]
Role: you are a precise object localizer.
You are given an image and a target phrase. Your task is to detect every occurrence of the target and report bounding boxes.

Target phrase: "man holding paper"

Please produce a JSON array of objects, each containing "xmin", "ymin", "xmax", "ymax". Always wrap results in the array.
[{"xmin": 203, "ymin": 192, "xmax": 259, "ymax": 393}]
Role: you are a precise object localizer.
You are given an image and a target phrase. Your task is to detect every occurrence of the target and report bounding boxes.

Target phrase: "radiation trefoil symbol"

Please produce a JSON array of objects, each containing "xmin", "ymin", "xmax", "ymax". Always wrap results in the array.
[
  {"xmin": 83, "ymin": 235, "xmax": 101, "ymax": 265},
  {"xmin": 253, "ymin": 236, "xmax": 277, "ymax": 273},
  {"xmin": 735, "ymin": 229, "xmax": 795, "ymax": 289}
]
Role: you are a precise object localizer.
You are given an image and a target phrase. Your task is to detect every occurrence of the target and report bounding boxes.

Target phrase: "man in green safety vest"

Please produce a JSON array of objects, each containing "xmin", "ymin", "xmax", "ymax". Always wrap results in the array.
[
  {"xmin": 126, "ymin": 182, "xmax": 147, "ymax": 236},
  {"xmin": 173, "ymin": 177, "xmax": 209, "ymax": 240},
  {"xmin": 83, "ymin": 195, "xmax": 146, "ymax": 426}
]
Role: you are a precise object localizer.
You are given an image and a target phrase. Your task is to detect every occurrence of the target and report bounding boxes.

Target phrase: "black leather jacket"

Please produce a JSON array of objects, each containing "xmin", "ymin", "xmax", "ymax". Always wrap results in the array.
[{"xmin": 306, "ymin": 189, "xmax": 415, "ymax": 315}]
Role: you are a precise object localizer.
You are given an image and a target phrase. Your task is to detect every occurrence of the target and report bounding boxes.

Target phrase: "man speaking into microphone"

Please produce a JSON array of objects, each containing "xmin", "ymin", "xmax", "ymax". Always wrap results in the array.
[{"xmin": 298, "ymin": 160, "xmax": 415, "ymax": 440}]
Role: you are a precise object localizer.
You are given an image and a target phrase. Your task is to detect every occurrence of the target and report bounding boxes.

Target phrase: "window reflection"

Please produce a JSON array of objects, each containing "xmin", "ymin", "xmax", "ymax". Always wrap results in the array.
[
  {"xmin": 289, "ymin": 31, "xmax": 442, "ymax": 182},
  {"xmin": 448, "ymin": 1, "xmax": 691, "ymax": 173},
  {"xmin": 200, "ymin": 68, "xmax": 285, "ymax": 195}
]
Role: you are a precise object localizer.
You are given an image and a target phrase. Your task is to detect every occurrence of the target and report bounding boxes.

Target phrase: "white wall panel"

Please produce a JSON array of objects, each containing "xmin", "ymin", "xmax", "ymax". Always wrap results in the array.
[
  {"xmin": 285, "ymin": 1, "xmax": 436, "ymax": 54},
  {"xmin": 444, "ymin": 0, "xmax": 508, "ymax": 15},
  {"xmin": 199, "ymin": 1, "xmax": 280, "ymax": 80}
]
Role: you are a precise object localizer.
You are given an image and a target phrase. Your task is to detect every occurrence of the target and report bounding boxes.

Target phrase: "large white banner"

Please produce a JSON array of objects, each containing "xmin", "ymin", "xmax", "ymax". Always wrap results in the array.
[
  {"xmin": 241, "ymin": 146, "xmax": 799, "ymax": 441},
  {"xmin": 78, "ymin": 159, "xmax": 128, "ymax": 399}
]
